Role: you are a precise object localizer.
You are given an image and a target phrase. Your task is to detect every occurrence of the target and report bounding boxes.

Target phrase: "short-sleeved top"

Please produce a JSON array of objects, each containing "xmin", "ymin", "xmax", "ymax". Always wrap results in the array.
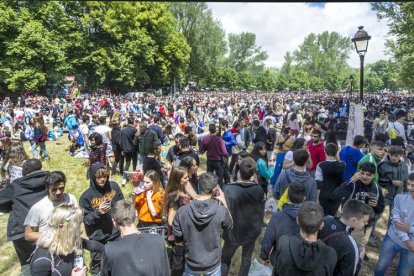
[
  {"xmin": 135, "ymin": 190, "xmax": 164, "ymax": 223},
  {"xmin": 24, "ymin": 194, "xmax": 78, "ymax": 232}
]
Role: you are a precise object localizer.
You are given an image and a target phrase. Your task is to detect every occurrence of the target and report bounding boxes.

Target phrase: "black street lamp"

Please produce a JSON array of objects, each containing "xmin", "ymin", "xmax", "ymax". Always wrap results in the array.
[
  {"xmin": 349, "ymin": 75, "xmax": 354, "ymax": 99},
  {"xmin": 352, "ymin": 26, "xmax": 371, "ymax": 102}
]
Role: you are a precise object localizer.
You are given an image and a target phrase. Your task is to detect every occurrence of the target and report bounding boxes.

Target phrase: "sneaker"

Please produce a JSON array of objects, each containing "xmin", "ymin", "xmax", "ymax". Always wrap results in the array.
[
  {"xmin": 363, "ymin": 254, "xmax": 369, "ymax": 261},
  {"xmin": 368, "ymin": 235, "xmax": 376, "ymax": 247},
  {"xmin": 121, "ymin": 179, "xmax": 127, "ymax": 187},
  {"xmin": 261, "ymin": 222, "xmax": 267, "ymax": 230}
]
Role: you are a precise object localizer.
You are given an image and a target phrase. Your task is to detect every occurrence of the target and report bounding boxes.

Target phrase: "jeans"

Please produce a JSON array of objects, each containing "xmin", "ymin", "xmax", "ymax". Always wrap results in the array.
[
  {"xmin": 32, "ymin": 142, "xmax": 49, "ymax": 159},
  {"xmin": 221, "ymin": 239, "xmax": 256, "ymax": 276},
  {"xmin": 374, "ymin": 234, "xmax": 414, "ymax": 276},
  {"xmin": 207, "ymin": 159, "xmax": 224, "ymax": 188},
  {"xmin": 184, "ymin": 263, "xmax": 221, "ymax": 276}
]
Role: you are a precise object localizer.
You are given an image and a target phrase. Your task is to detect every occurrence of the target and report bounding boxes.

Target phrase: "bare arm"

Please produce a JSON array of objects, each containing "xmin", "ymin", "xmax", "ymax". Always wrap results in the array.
[{"xmin": 24, "ymin": 225, "xmax": 40, "ymax": 242}]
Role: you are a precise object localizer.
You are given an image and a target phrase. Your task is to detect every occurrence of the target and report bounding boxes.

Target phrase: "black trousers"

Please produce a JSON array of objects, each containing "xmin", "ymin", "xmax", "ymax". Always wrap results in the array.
[
  {"xmin": 319, "ymin": 198, "xmax": 341, "ymax": 217},
  {"xmin": 207, "ymin": 159, "xmax": 225, "ymax": 187},
  {"xmin": 120, "ymin": 151, "xmax": 137, "ymax": 176},
  {"xmin": 12, "ymin": 238, "xmax": 35, "ymax": 266},
  {"xmin": 221, "ymin": 239, "xmax": 256, "ymax": 276}
]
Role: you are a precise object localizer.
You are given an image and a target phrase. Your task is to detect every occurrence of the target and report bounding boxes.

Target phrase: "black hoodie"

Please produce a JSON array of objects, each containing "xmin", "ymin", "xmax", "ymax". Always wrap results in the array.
[
  {"xmin": 0, "ymin": 170, "xmax": 49, "ymax": 241},
  {"xmin": 275, "ymin": 235, "xmax": 337, "ymax": 276},
  {"xmin": 172, "ymin": 199, "xmax": 232, "ymax": 272},
  {"xmin": 80, "ymin": 163, "xmax": 124, "ymax": 242}
]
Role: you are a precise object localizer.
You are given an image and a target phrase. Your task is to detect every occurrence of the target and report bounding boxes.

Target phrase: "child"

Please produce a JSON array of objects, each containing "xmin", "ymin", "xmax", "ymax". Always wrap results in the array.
[
  {"xmin": 134, "ymin": 170, "xmax": 165, "ymax": 227},
  {"xmin": 374, "ymin": 172, "xmax": 414, "ymax": 275}
]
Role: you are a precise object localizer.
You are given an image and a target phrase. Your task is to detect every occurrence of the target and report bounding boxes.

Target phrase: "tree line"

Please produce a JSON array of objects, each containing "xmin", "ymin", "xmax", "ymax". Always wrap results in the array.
[{"xmin": 0, "ymin": 1, "xmax": 407, "ymax": 94}]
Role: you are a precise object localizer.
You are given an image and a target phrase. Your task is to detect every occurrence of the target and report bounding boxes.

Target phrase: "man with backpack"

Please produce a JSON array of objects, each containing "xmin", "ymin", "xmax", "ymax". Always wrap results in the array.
[
  {"xmin": 387, "ymin": 113, "xmax": 407, "ymax": 148},
  {"xmin": 63, "ymin": 108, "xmax": 79, "ymax": 140}
]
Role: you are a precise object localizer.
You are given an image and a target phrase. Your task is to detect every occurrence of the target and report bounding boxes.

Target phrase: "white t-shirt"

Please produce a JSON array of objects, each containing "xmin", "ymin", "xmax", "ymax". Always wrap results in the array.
[
  {"xmin": 24, "ymin": 194, "xmax": 78, "ymax": 233},
  {"xmin": 94, "ymin": 125, "xmax": 112, "ymax": 145},
  {"xmin": 284, "ymin": 151, "xmax": 294, "ymax": 162}
]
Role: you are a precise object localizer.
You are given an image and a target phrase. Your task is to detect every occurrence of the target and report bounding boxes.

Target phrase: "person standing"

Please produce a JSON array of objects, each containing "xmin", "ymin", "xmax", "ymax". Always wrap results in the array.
[
  {"xmin": 120, "ymin": 117, "xmax": 137, "ymax": 186},
  {"xmin": 0, "ymin": 159, "xmax": 49, "ymax": 275},
  {"xmin": 340, "ymin": 135, "xmax": 366, "ymax": 182},
  {"xmin": 306, "ymin": 129, "xmax": 326, "ymax": 177},
  {"xmin": 173, "ymin": 173, "xmax": 232, "ymax": 275},
  {"xmin": 24, "ymin": 171, "xmax": 77, "ymax": 242},
  {"xmin": 274, "ymin": 201, "xmax": 337, "ymax": 276},
  {"xmin": 199, "ymin": 124, "xmax": 229, "ymax": 188},
  {"xmin": 100, "ymin": 200, "xmax": 170, "ymax": 276},
  {"xmin": 374, "ymin": 173, "xmax": 414, "ymax": 275},
  {"xmin": 133, "ymin": 121, "xmax": 160, "ymax": 165},
  {"xmin": 318, "ymin": 199, "xmax": 373, "ymax": 276},
  {"xmin": 316, "ymin": 143, "xmax": 345, "ymax": 216},
  {"xmin": 79, "ymin": 163, "xmax": 124, "ymax": 276},
  {"xmin": 221, "ymin": 158, "xmax": 264, "ymax": 276}
]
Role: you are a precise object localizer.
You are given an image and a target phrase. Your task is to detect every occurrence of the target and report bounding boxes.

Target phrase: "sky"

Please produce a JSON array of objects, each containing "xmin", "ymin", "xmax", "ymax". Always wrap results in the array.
[{"xmin": 208, "ymin": 2, "xmax": 391, "ymax": 69}]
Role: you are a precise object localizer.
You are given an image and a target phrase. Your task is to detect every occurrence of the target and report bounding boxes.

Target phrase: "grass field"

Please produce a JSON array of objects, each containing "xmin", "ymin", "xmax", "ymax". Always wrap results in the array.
[{"xmin": 0, "ymin": 135, "xmax": 404, "ymax": 275}]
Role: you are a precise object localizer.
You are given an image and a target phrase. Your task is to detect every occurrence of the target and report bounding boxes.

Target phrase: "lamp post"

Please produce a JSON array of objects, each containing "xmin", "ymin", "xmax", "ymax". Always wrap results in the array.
[
  {"xmin": 349, "ymin": 75, "xmax": 354, "ymax": 100},
  {"xmin": 352, "ymin": 26, "xmax": 371, "ymax": 102}
]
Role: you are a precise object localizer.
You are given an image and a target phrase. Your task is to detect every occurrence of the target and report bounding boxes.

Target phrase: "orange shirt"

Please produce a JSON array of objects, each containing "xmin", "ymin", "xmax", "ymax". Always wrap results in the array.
[{"xmin": 135, "ymin": 190, "xmax": 164, "ymax": 223}]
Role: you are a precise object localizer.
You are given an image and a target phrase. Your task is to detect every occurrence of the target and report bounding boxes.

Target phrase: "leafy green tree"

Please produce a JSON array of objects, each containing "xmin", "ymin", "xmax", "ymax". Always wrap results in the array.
[
  {"xmin": 226, "ymin": 32, "xmax": 268, "ymax": 72},
  {"xmin": 293, "ymin": 31, "xmax": 353, "ymax": 80},
  {"xmin": 256, "ymin": 70, "xmax": 276, "ymax": 91},
  {"xmin": 365, "ymin": 70, "xmax": 384, "ymax": 92},
  {"xmin": 372, "ymin": 2, "xmax": 414, "ymax": 89},
  {"xmin": 169, "ymin": 2, "xmax": 226, "ymax": 85},
  {"xmin": 2, "ymin": 19, "xmax": 67, "ymax": 92}
]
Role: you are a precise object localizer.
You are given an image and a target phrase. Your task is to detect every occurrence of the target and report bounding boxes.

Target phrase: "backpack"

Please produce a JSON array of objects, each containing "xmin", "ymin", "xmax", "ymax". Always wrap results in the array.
[
  {"xmin": 66, "ymin": 115, "xmax": 79, "ymax": 130},
  {"xmin": 389, "ymin": 123, "xmax": 398, "ymax": 140},
  {"xmin": 77, "ymin": 130, "xmax": 85, "ymax": 147}
]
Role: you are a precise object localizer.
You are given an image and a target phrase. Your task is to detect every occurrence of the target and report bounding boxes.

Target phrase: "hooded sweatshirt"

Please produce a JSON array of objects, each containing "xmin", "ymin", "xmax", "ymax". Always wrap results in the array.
[
  {"xmin": 275, "ymin": 235, "xmax": 337, "ymax": 276},
  {"xmin": 80, "ymin": 163, "xmax": 124, "ymax": 242},
  {"xmin": 0, "ymin": 170, "xmax": 49, "ymax": 241},
  {"xmin": 378, "ymin": 155, "xmax": 409, "ymax": 202},
  {"xmin": 260, "ymin": 203, "xmax": 300, "ymax": 266},
  {"xmin": 172, "ymin": 199, "xmax": 232, "ymax": 271},
  {"xmin": 340, "ymin": 146, "xmax": 364, "ymax": 181},
  {"xmin": 274, "ymin": 168, "xmax": 317, "ymax": 202}
]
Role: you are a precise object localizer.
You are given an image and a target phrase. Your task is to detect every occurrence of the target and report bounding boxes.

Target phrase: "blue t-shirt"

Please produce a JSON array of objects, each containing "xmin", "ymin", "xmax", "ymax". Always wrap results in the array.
[{"xmin": 340, "ymin": 146, "xmax": 364, "ymax": 181}]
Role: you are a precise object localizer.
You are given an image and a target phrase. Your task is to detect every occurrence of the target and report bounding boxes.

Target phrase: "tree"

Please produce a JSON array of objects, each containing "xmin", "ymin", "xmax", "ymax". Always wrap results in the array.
[
  {"xmin": 372, "ymin": 3, "xmax": 414, "ymax": 89},
  {"xmin": 169, "ymin": 2, "xmax": 227, "ymax": 85},
  {"xmin": 2, "ymin": 19, "xmax": 67, "ymax": 92},
  {"xmin": 226, "ymin": 32, "xmax": 268, "ymax": 72},
  {"xmin": 293, "ymin": 31, "xmax": 353, "ymax": 80},
  {"xmin": 365, "ymin": 71, "xmax": 383, "ymax": 93}
]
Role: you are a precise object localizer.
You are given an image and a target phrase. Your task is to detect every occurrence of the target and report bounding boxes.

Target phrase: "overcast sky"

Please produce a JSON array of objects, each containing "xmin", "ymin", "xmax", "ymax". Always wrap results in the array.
[{"xmin": 208, "ymin": 2, "xmax": 391, "ymax": 69}]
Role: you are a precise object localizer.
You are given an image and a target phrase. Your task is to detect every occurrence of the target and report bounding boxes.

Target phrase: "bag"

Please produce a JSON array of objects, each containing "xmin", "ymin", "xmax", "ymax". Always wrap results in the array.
[
  {"xmin": 77, "ymin": 130, "xmax": 85, "ymax": 147},
  {"xmin": 248, "ymin": 259, "xmax": 272, "ymax": 276},
  {"xmin": 66, "ymin": 115, "xmax": 79, "ymax": 130},
  {"xmin": 389, "ymin": 123, "xmax": 398, "ymax": 140}
]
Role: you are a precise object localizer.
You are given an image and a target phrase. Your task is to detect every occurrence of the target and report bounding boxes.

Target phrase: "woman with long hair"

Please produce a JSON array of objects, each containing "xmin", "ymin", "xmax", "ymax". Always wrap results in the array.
[
  {"xmin": 88, "ymin": 132, "xmax": 107, "ymax": 169},
  {"xmin": 134, "ymin": 170, "xmax": 165, "ymax": 227},
  {"xmin": 251, "ymin": 142, "xmax": 274, "ymax": 197},
  {"xmin": 164, "ymin": 166, "xmax": 190, "ymax": 276},
  {"xmin": 179, "ymin": 156, "xmax": 199, "ymax": 197},
  {"xmin": 30, "ymin": 204, "xmax": 88, "ymax": 276},
  {"xmin": 1, "ymin": 139, "xmax": 29, "ymax": 186},
  {"xmin": 32, "ymin": 117, "xmax": 49, "ymax": 160}
]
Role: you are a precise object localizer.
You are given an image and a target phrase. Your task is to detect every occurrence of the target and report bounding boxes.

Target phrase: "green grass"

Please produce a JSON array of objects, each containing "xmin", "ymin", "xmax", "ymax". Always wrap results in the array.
[{"xmin": 0, "ymin": 135, "xmax": 398, "ymax": 275}]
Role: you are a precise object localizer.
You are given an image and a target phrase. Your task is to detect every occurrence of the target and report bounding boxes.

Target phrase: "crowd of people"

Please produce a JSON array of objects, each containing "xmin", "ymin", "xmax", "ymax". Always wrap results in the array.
[{"xmin": 0, "ymin": 90, "xmax": 413, "ymax": 275}]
